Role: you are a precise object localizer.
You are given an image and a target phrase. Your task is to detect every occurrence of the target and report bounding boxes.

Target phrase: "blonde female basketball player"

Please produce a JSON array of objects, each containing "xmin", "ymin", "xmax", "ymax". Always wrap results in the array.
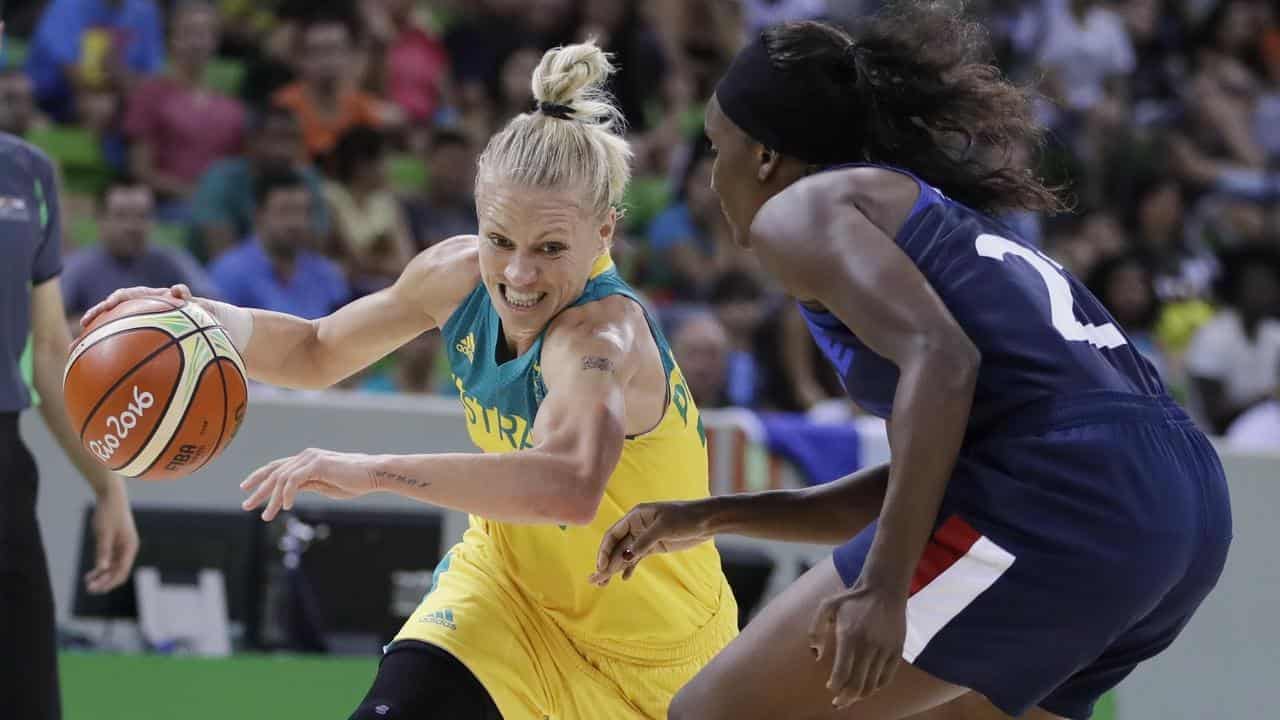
[{"xmin": 82, "ymin": 42, "xmax": 737, "ymax": 719}]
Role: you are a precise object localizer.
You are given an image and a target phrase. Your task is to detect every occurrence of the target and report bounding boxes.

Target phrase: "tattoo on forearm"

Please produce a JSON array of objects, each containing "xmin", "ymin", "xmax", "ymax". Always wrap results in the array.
[
  {"xmin": 582, "ymin": 356, "xmax": 615, "ymax": 373},
  {"xmin": 368, "ymin": 469, "xmax": 432, "ymax": 489}
]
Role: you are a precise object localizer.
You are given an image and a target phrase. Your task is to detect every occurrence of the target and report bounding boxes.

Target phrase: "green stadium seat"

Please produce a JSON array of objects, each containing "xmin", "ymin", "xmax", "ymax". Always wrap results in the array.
[
  {"xmin": 3, "ymin": 37, "xmax": 30, "ymax": 68},
  {"xmin": 621, "ymin": 175, "xmax": 669, "ymax": 234},
  {"xmin": 151, "ymin": 221, "xmax": 188, "ymax": 249},
  {"xmin": 25, "ymin": 125, "xmax": 113, "ymax": 196},
  {"xmin": 389, "ymin": 152, "xmax": 429, "ymax": 194},
  {"xmin": 203, "ymin": 57, "xmax": 246, "ymax": 96},
  {"xmin": 69, "ymin": 215, "xmax": 99, "ymax": 248}
]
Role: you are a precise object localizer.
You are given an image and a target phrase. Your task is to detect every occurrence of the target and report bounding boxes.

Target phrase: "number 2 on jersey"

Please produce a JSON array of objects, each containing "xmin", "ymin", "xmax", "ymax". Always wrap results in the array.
[{"xmin": 975, "ymin": 234, "xmax": 1126, "ymax": 350}]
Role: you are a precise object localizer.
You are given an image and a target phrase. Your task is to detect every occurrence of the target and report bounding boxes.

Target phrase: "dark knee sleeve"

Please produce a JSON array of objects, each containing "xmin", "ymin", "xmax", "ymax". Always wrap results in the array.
[{"xmin": 349, "ymin": 641, "xmax": 502, "ymax": 720}]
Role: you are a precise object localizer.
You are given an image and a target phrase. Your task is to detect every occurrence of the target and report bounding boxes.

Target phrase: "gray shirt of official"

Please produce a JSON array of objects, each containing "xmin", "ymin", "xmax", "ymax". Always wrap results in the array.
[{"xmin": 0, "ymin": 133, "xmax": 62, "ymax": 412}]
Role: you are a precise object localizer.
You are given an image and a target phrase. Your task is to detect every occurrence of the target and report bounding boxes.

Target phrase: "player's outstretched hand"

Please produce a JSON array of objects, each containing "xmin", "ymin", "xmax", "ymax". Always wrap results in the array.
[
  {"xmin": 240, "ymin": 448, "xmax": 377, "ymax": 521},
  {"xmin": 80, "ymin": 284, "xmax": 195, "ymax": 330},
  {"xmin": 590, "ymin": 501, "xmax": 713, "ymax": 586},
  {"xmin": 808, "ymin": 583, "xmax": 907, "ymax": 709}
]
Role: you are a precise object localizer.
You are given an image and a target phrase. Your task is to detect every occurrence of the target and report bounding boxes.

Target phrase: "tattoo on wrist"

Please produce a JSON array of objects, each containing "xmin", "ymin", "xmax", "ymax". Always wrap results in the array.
[
  {"xmin": 582, "ymin": 356, "xmax": 615, "ymax": 373},
  {"xmin": 368, "ymin": 469, "xmax": 431, "ymax": 489}
]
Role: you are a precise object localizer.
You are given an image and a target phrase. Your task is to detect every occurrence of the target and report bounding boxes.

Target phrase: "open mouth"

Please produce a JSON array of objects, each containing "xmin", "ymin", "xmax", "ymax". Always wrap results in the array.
[{"xmin": 499, "ymin": 284, "xmax": 547, "ymax": 311}]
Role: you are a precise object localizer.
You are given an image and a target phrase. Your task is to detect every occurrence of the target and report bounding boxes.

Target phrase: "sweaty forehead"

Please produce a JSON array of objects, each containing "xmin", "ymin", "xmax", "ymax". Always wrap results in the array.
[{"xmin": 478, "ymin": 183, "xmax": 588, "ymax": 236}]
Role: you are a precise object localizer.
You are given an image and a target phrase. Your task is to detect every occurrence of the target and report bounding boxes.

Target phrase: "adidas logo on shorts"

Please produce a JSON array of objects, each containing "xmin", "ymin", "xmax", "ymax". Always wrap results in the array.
[{"xmin": 422, "ymin": 608, "xmax": 456, "ymax": 630}]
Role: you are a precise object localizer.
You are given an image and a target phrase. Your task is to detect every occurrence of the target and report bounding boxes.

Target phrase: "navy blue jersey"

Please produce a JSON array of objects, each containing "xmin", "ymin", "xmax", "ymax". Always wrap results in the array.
[{"xmin": 799, "ymin": 165, "xmax": 1165, "ymax": 435}]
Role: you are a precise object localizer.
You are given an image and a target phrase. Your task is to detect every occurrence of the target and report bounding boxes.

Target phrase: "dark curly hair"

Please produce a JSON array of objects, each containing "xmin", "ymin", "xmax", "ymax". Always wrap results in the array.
[{"xmin": 762, "ymin": 3, "xmax": 1065, "ymax": 214}]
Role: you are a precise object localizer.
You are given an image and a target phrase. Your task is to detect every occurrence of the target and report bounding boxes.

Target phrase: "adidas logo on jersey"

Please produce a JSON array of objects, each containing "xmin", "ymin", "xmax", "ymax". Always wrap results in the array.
[
  {"xmin": 456, "ymin": 333, "xmax": 476, "ymax": 363},
  {"xmin": 422, "ymin": 608, "xmax": 456, "ymax": 630}
]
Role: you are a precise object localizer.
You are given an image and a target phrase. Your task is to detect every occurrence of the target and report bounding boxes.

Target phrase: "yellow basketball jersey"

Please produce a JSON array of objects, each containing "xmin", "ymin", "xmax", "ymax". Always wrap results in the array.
[{"xmin": 440, "ymin": 255, "xmax": 735, "ymax": 651}]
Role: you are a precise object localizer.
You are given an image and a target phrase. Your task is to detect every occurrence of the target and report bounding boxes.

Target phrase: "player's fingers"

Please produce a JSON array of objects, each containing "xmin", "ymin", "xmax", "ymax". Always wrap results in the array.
[
  {"xmin": 241, "ymin": 473, "xmax": 278, "ymax": 511},
  {"xmin": 84, "ymin": 567, "xmax": 109, "ymax": 593},
  {"xmin": 170, "ymin": 284, "xmax": 192, "ymax": 300},
  {"xmin": 261, "ymin": 464, "xmax": 298, "ymax": 521},
  {"xmin": 241, "ymin": 457, "xmax": 288, "ymax": 495},
  {"xmin": 872, "ymin": 651, "xmax": 899, "ymax": 694},
  {"xmin": 859, "ymin": 653, "xmax": 890, "ymax": 701},
  {"xmin": 595, "ymin": 513, "xmax": 637, "ymax": 573},
  {"xmin": 625, "ymin": 518, "xmax": 668, "ymax": 560},
  {"xmin": 101, "ymin": 552, "xmax": 132, "ymax": 592},
  {"xmin": 832, "ymin": 644, "xmax": 873, "ymax": 708},
  {"xmin": 242, "ymin": 460, "xmax": 290, "ymax": 511},
  {"xmin": 826, "ymin": 628, "xmax": 860, "ymax": 704},
  {"xmin": 281, "ymin": 462, "xmax": 314, "ymax": 511},
  {"xmin": 808, "ymin": 598, "xmax": 836, "ymax": 662}
]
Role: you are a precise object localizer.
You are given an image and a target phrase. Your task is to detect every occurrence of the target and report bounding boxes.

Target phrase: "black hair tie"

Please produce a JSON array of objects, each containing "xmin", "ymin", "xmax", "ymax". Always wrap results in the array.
[{"xmin": 538, "ymin": 101, "xmax": 574, "ymax": 120}]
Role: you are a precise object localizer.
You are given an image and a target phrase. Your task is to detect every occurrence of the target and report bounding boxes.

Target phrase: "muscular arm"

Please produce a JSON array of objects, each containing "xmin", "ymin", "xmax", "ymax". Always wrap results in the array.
[
  {"xmin": 88, "ymin": 235, "xmax": 480, "ymax": 390},
  {"xmin": 238, "ymin": 236, "xmax": 477, "ymax": 389},
  {"xmin": 359, "ymin": 300, "xmax": 642, "ymax": 525},
  {"xmin": 752, "ymin": 174, "xmax": 980, "ymax": 595}
]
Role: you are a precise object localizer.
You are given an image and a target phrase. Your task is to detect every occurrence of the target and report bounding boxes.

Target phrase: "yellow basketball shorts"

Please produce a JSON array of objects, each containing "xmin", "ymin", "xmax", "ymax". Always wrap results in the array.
[{"xmin": 393, "ymin": 541, "xmax": 739, "ymax": 719}]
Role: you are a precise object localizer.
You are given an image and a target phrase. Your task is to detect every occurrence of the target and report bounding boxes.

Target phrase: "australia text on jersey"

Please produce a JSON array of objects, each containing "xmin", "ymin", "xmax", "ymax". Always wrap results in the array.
[{"xmin": 451, "ymin": 363, "xmax": 707, "ymax": 451}]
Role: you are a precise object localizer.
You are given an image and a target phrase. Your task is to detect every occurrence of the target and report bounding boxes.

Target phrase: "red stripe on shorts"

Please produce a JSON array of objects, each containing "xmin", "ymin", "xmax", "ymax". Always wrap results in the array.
[{"xmin": 909, "ymin": 515, "xmax": 983, "ymax": 597}]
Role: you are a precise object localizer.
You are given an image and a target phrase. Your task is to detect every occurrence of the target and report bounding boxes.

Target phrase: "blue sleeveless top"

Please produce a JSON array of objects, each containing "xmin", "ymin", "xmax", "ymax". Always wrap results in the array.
[{"xmin": 798, "ymin": 164, "xmax": 1167, "ymax": 437}]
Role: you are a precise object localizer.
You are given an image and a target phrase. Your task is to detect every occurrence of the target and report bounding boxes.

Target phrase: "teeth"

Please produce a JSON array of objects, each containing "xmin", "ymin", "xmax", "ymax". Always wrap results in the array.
[{"xmin": 504, "ymin": 286, "xmax": 544, "ymax": 308}]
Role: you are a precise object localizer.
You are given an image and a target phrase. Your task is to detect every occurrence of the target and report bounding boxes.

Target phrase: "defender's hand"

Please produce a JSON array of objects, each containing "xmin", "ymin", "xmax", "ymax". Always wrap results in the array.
[{"xmin": 591, "ymin": 501, "xmax": 712, "ymax": 586}]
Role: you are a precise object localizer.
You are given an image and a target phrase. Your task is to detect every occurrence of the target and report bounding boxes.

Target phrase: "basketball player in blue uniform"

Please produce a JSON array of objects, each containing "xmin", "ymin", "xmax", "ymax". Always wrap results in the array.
[{"xmin": 594, "ymin": 6, "xmax": 1232, "ymax": 719}]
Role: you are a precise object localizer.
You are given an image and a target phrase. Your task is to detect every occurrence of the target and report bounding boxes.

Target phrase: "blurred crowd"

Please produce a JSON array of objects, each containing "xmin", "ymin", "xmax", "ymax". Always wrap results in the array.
[{"xmin": 2, "ymin": 0, "xmax": 1279, "ymax": 448}]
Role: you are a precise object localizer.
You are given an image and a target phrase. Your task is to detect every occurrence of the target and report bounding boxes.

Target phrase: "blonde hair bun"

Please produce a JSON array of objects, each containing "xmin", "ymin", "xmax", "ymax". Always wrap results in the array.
[{"xmin": 477, "ymin": 39, "xmax": 633, "ymax": 217}]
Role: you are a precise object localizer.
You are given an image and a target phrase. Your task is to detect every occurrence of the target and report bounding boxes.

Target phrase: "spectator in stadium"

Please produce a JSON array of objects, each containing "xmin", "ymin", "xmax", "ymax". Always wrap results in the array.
[
  {"xmin": 1225, "ymin": 360, "xmax": 1280, "ymax": 451},
  {"xmin": 403, "ymin": 126, "xmax": 480, "ymax": 249},
  {"xmin": 706, "ymin": 269, "xmax": 842, "ymax": 412},
  {"xmin": 647, "ymin": 137, "xmax": 741, "ymax": 300},
  {"xmin": 1124, "ymin": 171, "xmax": 1217, "ymax": 303},
  {"xmin": 0, "ymin": 69, "xmax": 41, "ymax": 136},
  {"xmin": 324, "ymin": 126, "xmax": 414, "ymax": 295},
  {"xmin": 367, "ymin": 0, "xmax": 454, "ymax": 126},
  {"xmin": 442, "ymin": 0, "xmax": 530, "ymax": 112},
  {"xmin": 272, "ymin": 8, "xmax": 390, "ymax": 159},
  {"xmin": 187, "ymin": 105, "xmax": 329, "ymax": 262},
  {"xmin": 124, "ymin": 0, "xmax": 245, "ymax": 209},
  {"xmin": 1085, "ymin": 252, "xmax": 1168, "ymax": 380},
  {"xmin": 62, "ymin": 179, "xmax": 218, "ymax": 324},
  {"xmin": 1036, "ymin": 0, "xmax": 1135, "ymax": 116},
  {"xmin": 521, "ymin": 0, "xmax": 582, "ymax": 48},
  {"xmin": 25, "ymin": 0, "xmax": 166, "ymax": 122},
  {"xmin": 494, "ymin": 46, "xmax": 547, "ymax": 126},
  {"xmin": 1186, "ymin": 246, "xmax": 1280, "ymax": 433},
  {"xmin": 706, "ymin": 269, "xmax": 767, "ymax": 407},
  {"xmin": 671, "ymin": 311, "xmax": 732, "ymax": 408},
  {"xmin": 581, "ymin": 0, "xmax": 691, "ymax": 173},
  {"xmin": 1186, "ymin": 0, "xmax": 1271, "ymax": 170},
  {"xmin": 208, "ymin": 169, "xmax": 349, "ymax": 319},
  {"xmin": 1168, "ymin": 1, "xmax": 1280, "ymax": 213}
]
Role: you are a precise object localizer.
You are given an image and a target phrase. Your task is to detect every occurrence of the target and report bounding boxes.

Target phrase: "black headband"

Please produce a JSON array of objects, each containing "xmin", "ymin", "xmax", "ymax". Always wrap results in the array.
[
  {"xmin": 715, "ymin": 32, "xmax": 864, "ymax": 164},
  {"xmin": 538, "ymin": 101, "xmax": 574, "ymax": 120}
]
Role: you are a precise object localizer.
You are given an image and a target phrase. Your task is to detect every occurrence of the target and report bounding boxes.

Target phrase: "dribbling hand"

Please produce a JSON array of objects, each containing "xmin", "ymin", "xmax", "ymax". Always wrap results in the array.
[
  {"xmin": 590, "ymin": 501, "xmax": 712, "ymax": 586},
  {"xmin": 80, "ymin": 284, "xmax": 201, "ymax": 330}
]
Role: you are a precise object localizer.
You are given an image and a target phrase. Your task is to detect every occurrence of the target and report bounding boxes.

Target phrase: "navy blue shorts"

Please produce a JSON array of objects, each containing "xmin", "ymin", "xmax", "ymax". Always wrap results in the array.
[{"xmin": 833, "ymin": 393, "xmax": 1232, "ymax": 719}]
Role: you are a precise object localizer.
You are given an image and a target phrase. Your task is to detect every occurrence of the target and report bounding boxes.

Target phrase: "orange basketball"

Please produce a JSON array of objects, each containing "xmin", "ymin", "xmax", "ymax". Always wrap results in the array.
[{"xmin": 63, "ymin": 296, "xmax": 249, "ymax": 481}]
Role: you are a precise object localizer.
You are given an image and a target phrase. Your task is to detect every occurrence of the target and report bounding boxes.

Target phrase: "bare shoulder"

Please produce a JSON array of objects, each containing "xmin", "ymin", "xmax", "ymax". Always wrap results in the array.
[
  {"xmin": 543, "ymin": 294, "xmax": 651, "ymax": 378},
  {"xmin": 752, "ymin": 166, "xmax": 920, "ymax": 247},
  {"xmin": 396, "ymin": 235, "xmax": 481, "ymax": 327}
]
